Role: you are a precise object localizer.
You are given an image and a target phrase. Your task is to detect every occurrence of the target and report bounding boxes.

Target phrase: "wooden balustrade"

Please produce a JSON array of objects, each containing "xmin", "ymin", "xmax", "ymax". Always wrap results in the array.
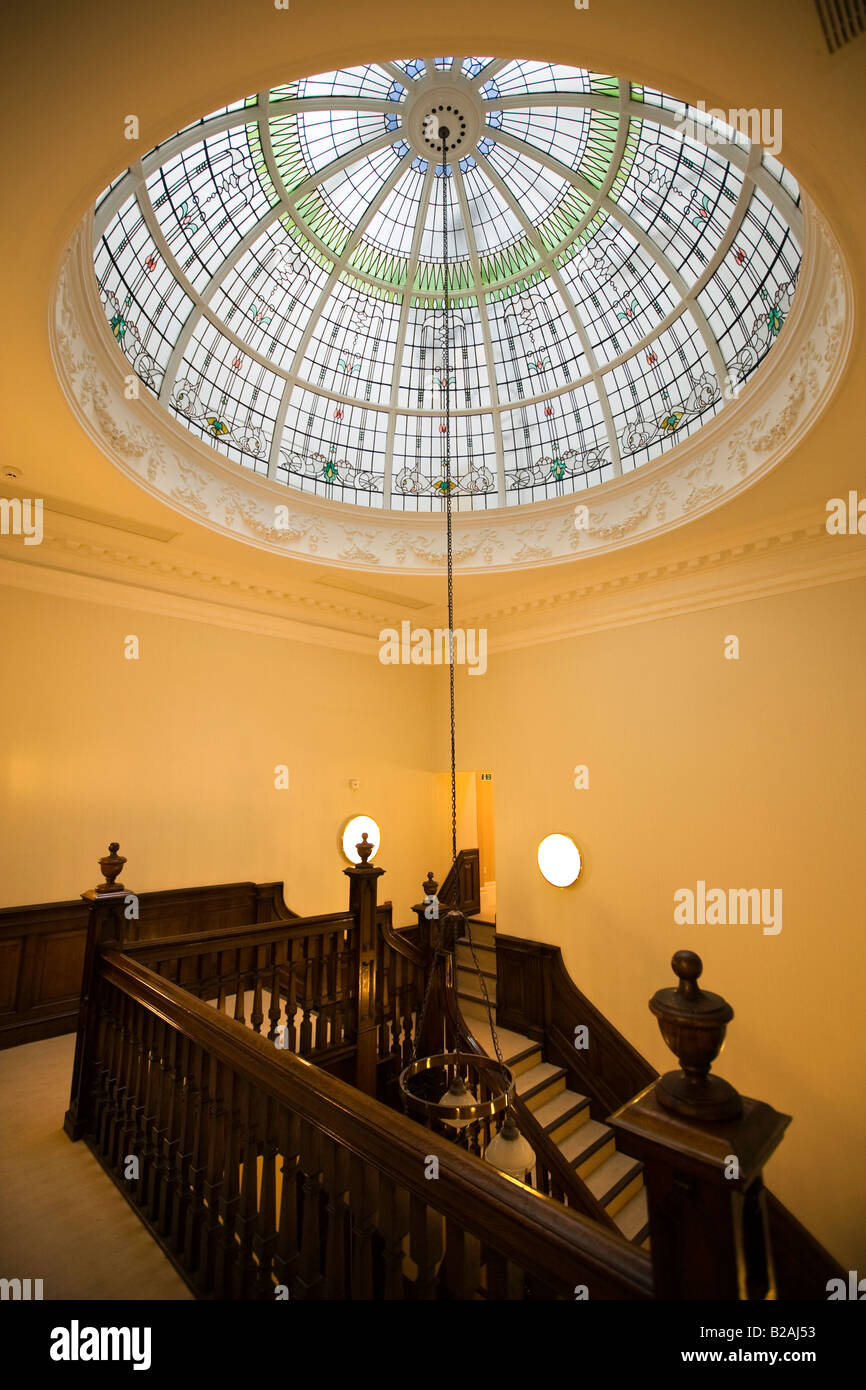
[
  {"xmin": 374, "ymin": 904, "xmax": 427, "ymax": 1088},
  {"xmin": 76, "ymin": 948, "xmax": 652, "ymax": 1300},
  {"xmin": 124, "ymin": 913, "xmax": 359, "ymax": 1065},
  {"xmin": 57, "ymin": 841, "xmax": 842, "ymax": 1299},
  {"xmin": 0, "ymin": 875, "xmax": 297, "ymax": 1050}
]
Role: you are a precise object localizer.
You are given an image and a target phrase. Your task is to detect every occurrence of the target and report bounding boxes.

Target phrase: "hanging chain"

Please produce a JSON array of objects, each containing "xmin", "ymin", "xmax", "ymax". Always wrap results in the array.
[
  {"xmin": 439, "ymin": 132, "xmax": 504, "ymax": 1084},
  {"xmin": 441, "ymin": 132, "xmax": 457, "ymax": 876}
]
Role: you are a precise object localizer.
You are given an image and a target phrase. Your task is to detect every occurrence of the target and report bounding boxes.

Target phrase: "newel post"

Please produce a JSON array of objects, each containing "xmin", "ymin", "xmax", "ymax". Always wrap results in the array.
[
  {"xmin": 609, "ymin": 950, "xmax": 791, "ymax": 1300},
  {"xmin": 344, "ymin": 834, "xmax": 385, "ymax": 1097},
  {"xmin": 64, "ymin": 843, "xmax": 131, "ymax": 1141}
]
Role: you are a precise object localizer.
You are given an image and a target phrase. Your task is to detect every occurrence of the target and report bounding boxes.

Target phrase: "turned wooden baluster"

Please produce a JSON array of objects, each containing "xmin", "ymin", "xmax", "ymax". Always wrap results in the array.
[
  {"xmin": 251, "ymin": 978, "xmax": 264, "ymax": 1036},
  {"xmin": 348, "ymin": 1152, "xmax": 378, "ymax": 1300},
  {"xmin": 121, "ymin": 999, "xmax": 147, "ymax": 1184},
  {"xmin": 442, "ymin": 1218, "xmax": 481, "ymax": 1300},
  {"xmin": 284, "ymin": 945, "xmax": 299, "ymax": 1053},
  {"xmin": 214, "ymin": 1068, "xmax": 243, "ymax": 1299},
  {"xmin": 117, "ymin": 991, "xmax": 141, "ymax": 1171},
  {"xmin": 272, "ymin": 1108, "xmax": 301, "ymax": 1296},
  {"xmin": 322, "ymin": 1136, "xmax": 351, "ymax": 1299},
  {"xmin": 233, "ymin": 951, "xmax": 246, "ymax": 1027},
  {"xmin": 87, "ymin": 987, "xmax": 113, "ymax": 1149},
  {"xmin": 133, "ymin": 1008, "xmax": 157, "ymax": 1208},
  {"xmin": 298, "ymin": 938, "xmax": 314, "ymax": 1055},
  {"xmin": 378, "ymin": 1173, "xmax": 410, "ymax": 1299},
  {"xmin": 97, "ymin": 986, "xmax": 123, "ymax": 1160},
  {"xmin": 325, "ymin": 931, "xmax": 340, "ymax": 1047},
  {"xmin": 198, "ymin": 1054, "xmax": 226, "ymax": 1293},
  {"xmin": 296, "ymin": 1119, "xmax": 324, "ymax": 1299},
  {"xmin": 311, "ymin": 934, "xmax": 326, "ymax": 1052},
  {"xmin": 267, "ymin": 965, "xmax": 282, "ymax": 1043},
  {"xmin": 144, "ymin": 1017, "xmax": 170, "ymax": 1222},
  {"xmin": 384, "ymin": 946, "xmax": 399, "ymax": 1059},
  {"xmin": 181, "ymin": 1042, "xmax": 208, "ymax": 1274},
  {"xmin": 233, "ymin": 1074, "xmax": 260, "ymax": 1298},
  {"xmin": 254, "ymin": 1093, "xmax": 279, "ymax": 1299},
  {"xmin": 160, "ymin": 1031, "xmax": 188, "ymax": 1242},
  {"xmin": 401, "ymin": 956, "xmax": 416, "ymax": 1067},
  {"xmin": 408, "ymin": 1194, "xmax": 443, "ymax": 1299},
  {"xmin": 485, "ymin": 1250, "xmax": 525, "ymax": 1300}
]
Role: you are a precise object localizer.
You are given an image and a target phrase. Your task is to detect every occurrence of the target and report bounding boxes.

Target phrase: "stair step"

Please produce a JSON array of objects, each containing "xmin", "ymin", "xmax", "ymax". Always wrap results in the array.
[
  {"xmin": 614, "ymin": 1188, "xmax": 650, "ymax": 1245},
  {"xmin": 461, "ymin": 1021, "xmax": 541, "ymax": 1074},
  {"xmin": 558, "ymin": 1118, "xmax": 615, "ymax": 1175},
  {"xmin": 456, "ymin": 969, "xmax": 496, "ymax": 1004},
  {"xmin": 532, "ymin": 1089, "xmax": 591, "ymax": 1142},
  {"xmin": 457, "ymin": 992, "xmax": 492, "ymax": 1022},
  {"xmin": 462, "ymin": 920, "xmax": 495, "ymax": 949},
  {"xmin": 584, "ymin": 1151, "xmax": 644, "ymax": 1215},
  {"xmin": 514, "ymin": 1062, "xmax": 566, "ymax": 1110},
  {"xmin": 456, "ymin": 941, "xmax": 496, "ymax": 971}
]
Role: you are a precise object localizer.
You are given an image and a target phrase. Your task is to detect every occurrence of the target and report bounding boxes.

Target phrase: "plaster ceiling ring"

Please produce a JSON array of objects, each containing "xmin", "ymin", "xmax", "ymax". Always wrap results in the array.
[{"xmin": 404, "ymin": 75, "xmax": 485, "ymax": 157}]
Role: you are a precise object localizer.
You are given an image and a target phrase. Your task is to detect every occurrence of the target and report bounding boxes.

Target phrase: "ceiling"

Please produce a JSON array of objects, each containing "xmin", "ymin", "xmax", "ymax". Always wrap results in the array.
[{"xmin": 2, "ymin": 1, "xmax": 864, "ymax": 628}]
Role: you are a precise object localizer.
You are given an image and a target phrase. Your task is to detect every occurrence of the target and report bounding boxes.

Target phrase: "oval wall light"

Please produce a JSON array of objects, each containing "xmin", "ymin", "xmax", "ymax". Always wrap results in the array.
[
  {"xmin": 537, "ymin": 833, "xmax": 582, "ymax": 888},
  {"xmin": 340, "ymin": 815, "xmax": 381, "ymax": 864}
]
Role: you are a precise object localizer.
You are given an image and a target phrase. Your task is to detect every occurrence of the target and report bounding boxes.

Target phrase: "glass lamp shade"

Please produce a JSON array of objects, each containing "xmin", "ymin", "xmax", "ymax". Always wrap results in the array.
[
  {"xmin": 438, "ymin": 1075, "xmax": 478, "ymax": 1130},
  {"xmin": 537, "ymin": 833, "xmax": 581, "ymax": 887},
  {"xmin": 484, "ymin": 1110, "xmax": 535, "ymax": 1181},
  {"xmin": 340, "ymin": 815, "xmax": 381, "ymax": 863}
]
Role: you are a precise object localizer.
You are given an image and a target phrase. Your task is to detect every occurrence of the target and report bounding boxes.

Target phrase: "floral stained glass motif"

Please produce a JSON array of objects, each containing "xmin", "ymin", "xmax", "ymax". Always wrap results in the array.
[{"xmin": 93, "ymin": 56, "xmax": 802, "ymax": 511}]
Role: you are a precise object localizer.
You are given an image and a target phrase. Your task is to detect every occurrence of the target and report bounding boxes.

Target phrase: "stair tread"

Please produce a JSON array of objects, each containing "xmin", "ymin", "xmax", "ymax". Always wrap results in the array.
[
  {"xmin": 584, "ymin": 1150, "xmax": 642, "ymax": 1202},
  {"xmin": 464, "ymin": 1022, "xmax": 538, "ymax": 1064},
  {"xmin": 614, "ymin": 1188, "xmax": 649, "ymax": 1243},
  {"xmin": 557, "ymin": 1118, "xmax": 612, "ymax": 1164},
  {"xmin": 532, "ymin": 1089, "xmax": 590, "ymax": 1132},
  {"xmin": 457, "ymin": 965, "xmax": 497, "ymax": 982},
  {"xmin": 457, "ymin": 988, "xmax": 496, "ymax": 1006},
  {"xmin": 514, "ymin": 1061, "xmax": 565, "ymax": 1096}
]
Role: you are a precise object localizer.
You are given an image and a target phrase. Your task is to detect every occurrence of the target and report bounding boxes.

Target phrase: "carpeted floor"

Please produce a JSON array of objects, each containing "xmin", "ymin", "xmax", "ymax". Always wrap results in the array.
[{"xmin": 0, "ymin": 1033, "xmax": 192, "ymax": 1300}]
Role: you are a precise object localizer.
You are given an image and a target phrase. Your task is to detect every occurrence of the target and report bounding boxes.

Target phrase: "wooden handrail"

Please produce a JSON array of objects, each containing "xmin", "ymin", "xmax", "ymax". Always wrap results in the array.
[
  {"xmin": 121, "ymin": 911, "xmax": 354, "ymax": 961},
  {"xmin": 378, "ymin": 914, "xmax": 428, "ymax": 970},
  {"xmin": 95, "ymin": 947, "xmax": 653, "ymax": 1299}
]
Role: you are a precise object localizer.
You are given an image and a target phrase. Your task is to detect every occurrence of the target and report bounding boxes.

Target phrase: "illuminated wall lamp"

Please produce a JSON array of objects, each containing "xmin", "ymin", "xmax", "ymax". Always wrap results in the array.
[
  {"xmin": 537, "ymin": 833, "xmax": 582, "ymax": 888},
  {"xmin": 340, "ymin": 815, "xmax": 381, "ymax": 864}
]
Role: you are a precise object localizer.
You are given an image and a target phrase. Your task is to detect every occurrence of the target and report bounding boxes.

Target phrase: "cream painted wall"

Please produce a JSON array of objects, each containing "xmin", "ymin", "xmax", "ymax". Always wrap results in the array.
[
  {"xmin": 459, "ymin": 576, "xmax": 866, "ymax": 1270},
  {"xmin": 0, "ymin": 586, "xmax": 449, "ymax": 926}
]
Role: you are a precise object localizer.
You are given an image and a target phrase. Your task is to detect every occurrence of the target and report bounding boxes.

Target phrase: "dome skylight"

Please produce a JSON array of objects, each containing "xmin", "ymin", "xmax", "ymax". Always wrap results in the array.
[{"xmin": 93, "ymin": 57, "xmax": 802, "ymax": 513}]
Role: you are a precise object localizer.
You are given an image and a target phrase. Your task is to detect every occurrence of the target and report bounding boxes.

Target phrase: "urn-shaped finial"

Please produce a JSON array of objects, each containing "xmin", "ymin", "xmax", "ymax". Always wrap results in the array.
[
  {"xmin": 649, "ymin": 950, "xmax": 742, "ymax": 1122},
  {"xmin": 356, "ymin": 832, "xmax": 374, "ymax": 864},
  {"xmin": 96, "ymin": 841, "xmax": 127, "ymax": 895},
  {"xmin": 422, "ymin": 870, "xmax": 439, "ymax": 899}
]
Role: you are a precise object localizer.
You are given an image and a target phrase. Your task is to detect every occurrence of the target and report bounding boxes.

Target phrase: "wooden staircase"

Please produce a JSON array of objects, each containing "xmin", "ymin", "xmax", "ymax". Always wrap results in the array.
[{"xmin": 456, "ymin": 918, "xmax": 650, "ymax": 1248}]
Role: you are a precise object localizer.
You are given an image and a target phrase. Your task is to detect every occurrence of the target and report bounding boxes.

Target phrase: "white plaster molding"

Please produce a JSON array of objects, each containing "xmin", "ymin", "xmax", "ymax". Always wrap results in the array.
[
  {"xmin": 2, "ymin": 507, "xmax": 863, "ymax": 654},
  {"xmin": 50, "ymin": 196, "xmax": 852, "ymax": 576}
]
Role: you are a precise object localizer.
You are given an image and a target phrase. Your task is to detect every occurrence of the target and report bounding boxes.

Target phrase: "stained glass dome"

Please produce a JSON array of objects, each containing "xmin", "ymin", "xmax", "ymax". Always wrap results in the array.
[{"xmin": 93, "ymin": 57, "xmax": 802, "ymax": 512}]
